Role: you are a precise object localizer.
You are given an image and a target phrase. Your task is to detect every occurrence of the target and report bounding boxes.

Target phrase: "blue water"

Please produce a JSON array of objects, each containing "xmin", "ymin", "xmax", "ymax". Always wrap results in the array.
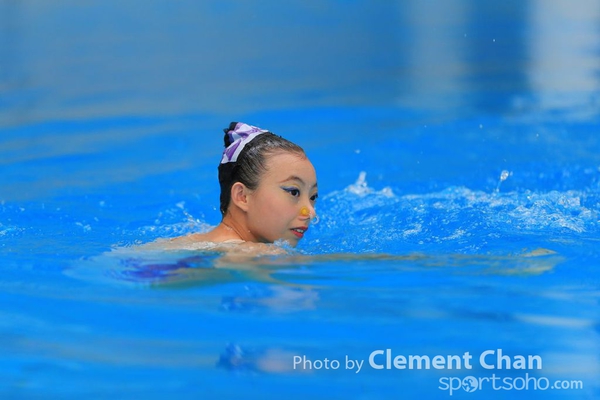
[{"xmin": 2, "ymin": 1, "xmax": 600, "ymax": 399}]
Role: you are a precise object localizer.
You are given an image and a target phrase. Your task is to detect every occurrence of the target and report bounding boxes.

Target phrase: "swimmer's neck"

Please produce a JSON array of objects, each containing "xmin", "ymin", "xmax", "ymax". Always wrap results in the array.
[{"xmin": 217, "ymin": 213, "xmax": 256, "ymax": 243}]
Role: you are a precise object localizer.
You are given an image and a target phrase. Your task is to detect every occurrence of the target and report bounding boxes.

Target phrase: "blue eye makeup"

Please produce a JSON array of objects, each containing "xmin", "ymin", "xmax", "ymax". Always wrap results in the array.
[
  {"xmin": 282, "ymin": 187, "xmax": 301, "ymax": 197},
  {"xmin": 281, "ymin": 187, "xmax": 318, "ymax": 203}
]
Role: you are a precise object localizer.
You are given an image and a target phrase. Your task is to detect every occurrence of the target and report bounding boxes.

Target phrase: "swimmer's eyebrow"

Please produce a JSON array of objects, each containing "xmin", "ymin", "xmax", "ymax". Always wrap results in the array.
[{"xmin": 280, "ymin": 175, "xmax": 318, "ymax": 189}]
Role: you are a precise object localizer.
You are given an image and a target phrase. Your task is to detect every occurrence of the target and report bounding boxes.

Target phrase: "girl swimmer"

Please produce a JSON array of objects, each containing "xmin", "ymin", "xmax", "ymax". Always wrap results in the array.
[
  {"xmin": 156, "ymin": 122, "xmax": 319, "ymax": 252},
  {"xmin": 111, "ymin": 122, "xmax": 560, "ymax": 284}
]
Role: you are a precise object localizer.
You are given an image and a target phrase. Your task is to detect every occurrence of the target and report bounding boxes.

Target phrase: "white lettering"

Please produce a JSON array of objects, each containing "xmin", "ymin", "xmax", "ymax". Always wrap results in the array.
[
  {"xmin": 432, "ymin": 355, "xmax": 445, "ymax": 369},
  {"xmin": 344, "ymin": 356, "xmax": 364, "ymax": 373},
  {"xmin": 497, "ymin": 349, "xmax": 511, "ymax": 369},
  {"xmin": 393, "ymin": 355, "xmax": 406, "ymax": 369},
  {"xmin": 408, "ymin": 355, "xmax": 430, "ymax": 369},
  {"xmin": 369, "ymin": 350, "xmax": 385, "ymax": 370},
  {"xmin": 480, "ymin": 349, "xmax": 495, "ymax": 369},
  {"xmin": 528, "ymin": 355, "xmax": 542, "ymax": 370}
]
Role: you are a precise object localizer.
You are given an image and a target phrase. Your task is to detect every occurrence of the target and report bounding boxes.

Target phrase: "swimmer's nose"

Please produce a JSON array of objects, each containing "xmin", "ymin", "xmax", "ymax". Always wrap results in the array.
[{"xmin": 299, "ymin": 205, "xmax": 318, "ymax": 224}]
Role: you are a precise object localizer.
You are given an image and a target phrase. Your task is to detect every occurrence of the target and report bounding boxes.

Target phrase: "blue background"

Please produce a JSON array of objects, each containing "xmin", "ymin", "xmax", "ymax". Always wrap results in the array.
[{"xmin": 1, "ymin": 1, "xmax": 599, "ymax": 399}]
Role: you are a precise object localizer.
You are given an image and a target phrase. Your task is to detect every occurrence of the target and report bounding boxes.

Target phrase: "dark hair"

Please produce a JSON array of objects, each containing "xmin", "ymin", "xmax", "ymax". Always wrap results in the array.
[{"xmin": 218, "ymin": 124, "xmax": 305, "ymax": 216}]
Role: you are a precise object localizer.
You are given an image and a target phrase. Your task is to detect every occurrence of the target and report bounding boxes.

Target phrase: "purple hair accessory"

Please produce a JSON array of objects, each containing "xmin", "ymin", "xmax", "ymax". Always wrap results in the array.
[{"xmin": 221, "ymin": 122, "xmax": 270, "ymax": 164}]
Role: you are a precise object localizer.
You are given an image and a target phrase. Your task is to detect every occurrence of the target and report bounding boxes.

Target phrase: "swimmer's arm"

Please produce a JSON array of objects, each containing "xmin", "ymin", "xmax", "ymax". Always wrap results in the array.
[
  {"xmin": 289, "ymin": 253, "xmax": 424, "ymax": 263},
  {"xmin": 217, "ymin": 251, "xmax": 425, "ymax": 268}
]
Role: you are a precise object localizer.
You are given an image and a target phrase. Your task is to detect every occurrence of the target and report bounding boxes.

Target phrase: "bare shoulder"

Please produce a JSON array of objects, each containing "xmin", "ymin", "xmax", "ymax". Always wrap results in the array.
[
  {"xmin": 138, "ymin": 233, "xmax": 289, "ymax": 257},
  {"xmin": 224, "ymin": 241, "xmax": 289, "ymax": 256},
  {"xmin": 136, "ymin": 233, "xmax": 211, "ymax": 250}
]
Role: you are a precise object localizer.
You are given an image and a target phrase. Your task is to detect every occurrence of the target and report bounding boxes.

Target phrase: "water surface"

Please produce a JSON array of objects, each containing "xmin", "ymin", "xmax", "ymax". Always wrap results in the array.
[{"xmin": 1, "ymin": 1, "xmax": 599, "ymax": 399}]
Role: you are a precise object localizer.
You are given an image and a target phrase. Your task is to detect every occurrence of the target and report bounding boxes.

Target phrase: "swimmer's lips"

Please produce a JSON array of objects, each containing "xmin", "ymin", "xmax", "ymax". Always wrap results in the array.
[{"xmin": 291, "ymin": 226, "xmax": 308, "ymax": 239}]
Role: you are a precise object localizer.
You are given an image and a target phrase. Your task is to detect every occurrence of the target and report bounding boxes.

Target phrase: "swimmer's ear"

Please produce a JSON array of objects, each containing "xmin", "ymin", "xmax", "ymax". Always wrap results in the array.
[{"xmin": 230, "ymin": 182, "xmax": 250, "ymax": 212}]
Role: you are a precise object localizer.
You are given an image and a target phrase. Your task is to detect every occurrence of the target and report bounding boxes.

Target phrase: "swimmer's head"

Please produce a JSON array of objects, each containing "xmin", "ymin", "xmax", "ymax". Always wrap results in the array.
[{"xmin": 218, "ymin": 122, "xmax": 306, "ymax": 216}]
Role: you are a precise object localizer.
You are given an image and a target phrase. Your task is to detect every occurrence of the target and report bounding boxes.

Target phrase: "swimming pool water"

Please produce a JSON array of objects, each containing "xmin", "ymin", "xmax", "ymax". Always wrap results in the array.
[{"xmin": 1, "ymin": 1, "xmax": 600, "ymax": 399}]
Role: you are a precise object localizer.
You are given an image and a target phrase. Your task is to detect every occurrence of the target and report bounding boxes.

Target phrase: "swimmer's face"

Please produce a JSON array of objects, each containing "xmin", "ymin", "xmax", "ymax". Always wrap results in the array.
[{"xmin": 245, "ymin": 152, "xmax": 318, "ymax": 246}]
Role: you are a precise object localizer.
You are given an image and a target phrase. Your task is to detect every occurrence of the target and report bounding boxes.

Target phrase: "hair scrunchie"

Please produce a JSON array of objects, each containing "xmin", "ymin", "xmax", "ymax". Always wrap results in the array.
[{"xmin": 220, "ymin": 122, "xmax": 270, "ymax": 164}]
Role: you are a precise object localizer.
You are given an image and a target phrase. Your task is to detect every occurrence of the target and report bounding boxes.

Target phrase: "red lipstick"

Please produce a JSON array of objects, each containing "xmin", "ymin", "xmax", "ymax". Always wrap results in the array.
[{"xmin": 290, "ymin": 226, "xmax": 308, "ymax": 238}]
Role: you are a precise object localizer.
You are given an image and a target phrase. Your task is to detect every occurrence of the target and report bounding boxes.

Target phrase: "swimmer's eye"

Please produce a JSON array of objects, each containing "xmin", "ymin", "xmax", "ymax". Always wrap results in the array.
[
  {"xmin": 310, "ymin": 193, "xmax": 319, "ymax": 202},
  {"xmin": 282, "ymin": 187, "xmax": 300, "ymax": 197}
]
